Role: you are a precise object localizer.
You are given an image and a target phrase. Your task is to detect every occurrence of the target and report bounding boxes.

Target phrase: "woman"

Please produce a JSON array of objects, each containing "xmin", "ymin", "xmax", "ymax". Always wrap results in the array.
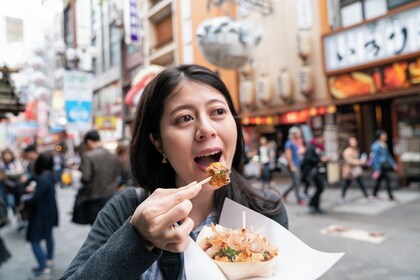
[
  {"xmin": 282, "ymin": 126, "xmax": 305, "ymax": 205},
  {"xmin": 1, "ymin": 149, "xmax": 25, "ymax": 214},
  {"xmin": 341, "ymin": 137, "xmax": 370, "ymax": 203},
  {"xmin": 24, "ymin": 151, "xmax": 58, "ymax": 280},
  {"xmin": 60, "ymin": 64, "xmax": 288, "ymax": 280},
  {"xmin": 370, "ymin": 130, "xmax": 398, "ymax": 201}
]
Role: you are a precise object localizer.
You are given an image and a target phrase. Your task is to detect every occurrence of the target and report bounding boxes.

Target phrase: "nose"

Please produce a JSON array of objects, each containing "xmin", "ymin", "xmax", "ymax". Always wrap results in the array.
[{"xmin": 195, "ymin": 118, "xmax": 217, "ymax": 141}]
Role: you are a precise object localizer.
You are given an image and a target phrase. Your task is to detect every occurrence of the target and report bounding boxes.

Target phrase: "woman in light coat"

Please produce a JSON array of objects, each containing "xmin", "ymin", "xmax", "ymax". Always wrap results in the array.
[{"xmin": 341, "ymin": 137, "xmax": 370, "ymax": 203}]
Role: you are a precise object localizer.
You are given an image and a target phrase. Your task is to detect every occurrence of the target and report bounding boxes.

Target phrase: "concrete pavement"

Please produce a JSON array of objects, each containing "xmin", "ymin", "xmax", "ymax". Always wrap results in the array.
[{"xmin": 0, "ymin": 173, "xmax": 419, "ymax": 280}]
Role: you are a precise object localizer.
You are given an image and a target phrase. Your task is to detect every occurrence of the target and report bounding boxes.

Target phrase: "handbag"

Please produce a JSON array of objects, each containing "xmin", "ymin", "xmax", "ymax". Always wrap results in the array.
[
  {"xmin": 71, "ymin": 187, "xmax": 90, "ymax": 225},
  {"xmin": 0, "ymin": 198, "xmax": 9, "ymax": 228},
  {"xmin": 351, "ymin": 166, "xmax": 363, "ymax": 178},
  {"xmin": 381, "ymin": 162, "xmax": 393, "ymax": 172}
]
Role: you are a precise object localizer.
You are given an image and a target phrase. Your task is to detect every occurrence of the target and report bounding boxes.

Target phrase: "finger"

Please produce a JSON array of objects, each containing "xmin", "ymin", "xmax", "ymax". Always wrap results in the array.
[
  {"xmin": 154, "ymin": 199, "xmax": 193, "ymax": 230},
  {"xmin": 150, "ymin": 182, "xmax": 202, "ymax": 214},
  {"xmin": 166, "ymin": 236, "xmax": 193, "ymax": 253},
  {"xmin": 140, "ymin": 181, "xmax": 199, "ymax": 218},
  {"xmin": 164, "ymin": 218, "xmax": 195, "ymax": 251}
]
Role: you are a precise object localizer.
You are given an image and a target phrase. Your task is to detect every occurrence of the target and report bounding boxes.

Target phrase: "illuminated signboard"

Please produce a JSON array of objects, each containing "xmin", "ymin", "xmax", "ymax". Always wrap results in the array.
[{"xmin": 323, "ymin": 5, "xmax": 420, "ymax": 73}]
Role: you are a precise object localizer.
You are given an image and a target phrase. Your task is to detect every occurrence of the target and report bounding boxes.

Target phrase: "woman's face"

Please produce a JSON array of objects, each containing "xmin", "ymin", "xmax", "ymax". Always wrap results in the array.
[
  {"xmin": 380, "ymin": 132, "xmax": 388, "ymax": 142},
  {"xmin": 3, "ymin": 152, "xmax": 12, "ymax": 163},
  {"xmin": 349, "ymin": 137, "xmax": 357, "ymax": 147},
  {"xmin": 155, "ymin": 81, "xmax": 237, "ymax": 189}
]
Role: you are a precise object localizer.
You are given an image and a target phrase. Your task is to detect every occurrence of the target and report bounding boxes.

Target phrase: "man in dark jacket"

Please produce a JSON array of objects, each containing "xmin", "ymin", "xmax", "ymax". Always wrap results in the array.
[
  {"xmin": 301, "ymin": 130, "xmax": 329, "ymax": 213},
  {"xmin": 79, "ymin": 130, "xmax": 122, "ymax": 224}
]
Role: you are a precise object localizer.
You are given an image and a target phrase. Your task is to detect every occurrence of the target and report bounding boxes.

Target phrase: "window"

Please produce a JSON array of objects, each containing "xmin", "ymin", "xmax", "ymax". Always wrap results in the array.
[
  {"xmin": 387, "ymin": 0, "xmax": 416, "ymax": 10},
  {"xmin": 340, "ymin": 0, "xmax": 387, "ymax": 27},
  {"xmin": 109, "ymin": 23, "xmax": 120, "ymax": 68}
]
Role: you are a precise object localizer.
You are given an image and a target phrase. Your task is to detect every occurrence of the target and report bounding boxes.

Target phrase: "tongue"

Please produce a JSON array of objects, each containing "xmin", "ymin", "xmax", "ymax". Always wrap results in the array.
[{"xmin": 195, "ymin": 156, "xmax": 217, "ymax": 167}]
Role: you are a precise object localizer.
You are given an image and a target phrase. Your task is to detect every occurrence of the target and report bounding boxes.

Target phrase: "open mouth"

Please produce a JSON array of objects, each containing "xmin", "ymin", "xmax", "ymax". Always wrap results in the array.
[{"xmin": 194, "ymin": 151, "xmax": 222, "ymax": 167}]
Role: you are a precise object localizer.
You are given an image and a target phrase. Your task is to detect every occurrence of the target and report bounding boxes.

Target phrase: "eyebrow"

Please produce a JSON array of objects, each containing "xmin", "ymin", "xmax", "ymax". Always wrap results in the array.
[{"xmin": 168, "ymin": 98, "xmax": 227, "ymax": 117}]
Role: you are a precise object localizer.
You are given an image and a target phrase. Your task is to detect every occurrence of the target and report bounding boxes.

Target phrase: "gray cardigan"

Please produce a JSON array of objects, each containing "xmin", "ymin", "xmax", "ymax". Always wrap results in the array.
[{"xmin": 60, "ymin": 187, "xmax": 288, "ymax": 280}]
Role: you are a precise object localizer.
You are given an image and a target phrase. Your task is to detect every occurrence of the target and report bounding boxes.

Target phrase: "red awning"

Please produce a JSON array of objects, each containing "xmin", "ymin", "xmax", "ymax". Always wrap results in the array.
[{"xmin": 124, "ymin": 65, "xmax": 164, "ymax": 107}]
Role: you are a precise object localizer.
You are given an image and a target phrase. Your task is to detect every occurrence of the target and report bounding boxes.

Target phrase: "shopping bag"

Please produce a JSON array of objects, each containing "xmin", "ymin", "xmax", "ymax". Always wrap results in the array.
[{"xmin": 71, "ymin": 187, "xmax": 90, "ymax": 225}]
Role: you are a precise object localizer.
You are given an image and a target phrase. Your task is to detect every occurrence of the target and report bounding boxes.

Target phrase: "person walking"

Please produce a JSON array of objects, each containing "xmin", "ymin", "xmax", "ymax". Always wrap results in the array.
[
  {"xmin": 301, "ymin": 130, "xmax": 329, "ymax": 214},
  {"xmin": 370, "ymin": 129, "xmax": 399, "ymax": 201},
  {"xmin": 60, "ymin": 64, "xmax": 288, "ymax": 280},
  {"xmin": 79, "ymin": 130, "xmax": 122, "ymax": 225},
  {"xmin": 282, "ymin": 126, "xmax": 306, "ymax": 205},
  {"xmin": 23, "ymin": 151, "xmax": 58, "ymax": 280},
  {"xmin": 341, "ymin": 137, "xmax": 370, "ymax": 203},
  {"xmin": 259, "ymin": 136, "xmax": 272, "ymax": 189}
]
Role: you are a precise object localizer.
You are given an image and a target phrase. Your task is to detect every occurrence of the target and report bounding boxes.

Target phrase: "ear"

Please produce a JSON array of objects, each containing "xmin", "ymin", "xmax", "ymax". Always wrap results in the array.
[{"xmin": 149, "ymin": 133, "xmax": 162, "ymax": 151}]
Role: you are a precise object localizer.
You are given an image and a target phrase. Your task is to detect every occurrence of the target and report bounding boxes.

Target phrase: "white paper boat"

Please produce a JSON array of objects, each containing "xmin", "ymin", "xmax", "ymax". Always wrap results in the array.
[
  {"xmin": 196, "ymin": 224, "xmax": 278, "ymax": 280},
  {"xmin": 184, "ymin": 198, "xmax": 344, "ymax": 280}
]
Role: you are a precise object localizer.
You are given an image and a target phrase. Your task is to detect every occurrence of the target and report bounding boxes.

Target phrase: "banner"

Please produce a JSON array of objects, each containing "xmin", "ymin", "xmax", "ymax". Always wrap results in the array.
[{"xmin": 63, "ymin": 71, "xmax": 93, "ymax": 132}]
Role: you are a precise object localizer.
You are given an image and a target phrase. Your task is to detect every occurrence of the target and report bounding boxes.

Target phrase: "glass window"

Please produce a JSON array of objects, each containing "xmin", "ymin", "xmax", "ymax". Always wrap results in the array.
[
  {"xmin": 341, "ymin": 1, "xmax": 363, "ymax": 27},
  {"xmin": 364, "ymin": 0, "xmax": 387, "ymax": 20},
  {"xmin": 387, "ymin": 0, "xmax": 415, "ymax": 10},
  {"xmin": 109, "ymin": 23, "xmax": 120, "ymax": 68}
]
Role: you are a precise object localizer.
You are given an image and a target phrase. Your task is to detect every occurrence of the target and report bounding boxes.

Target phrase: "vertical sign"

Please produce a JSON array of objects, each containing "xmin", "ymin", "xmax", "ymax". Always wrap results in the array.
[
  {"xmin": 124, "ymin": 0, "xmax": 140, "ymax": 45},
  {"xmin": 63, "ymin": 71, "xmax": 93, "ymax": 132},
  {"xmin": 297, "ymin": 0, "xmax": 313, "ymax": 30}
]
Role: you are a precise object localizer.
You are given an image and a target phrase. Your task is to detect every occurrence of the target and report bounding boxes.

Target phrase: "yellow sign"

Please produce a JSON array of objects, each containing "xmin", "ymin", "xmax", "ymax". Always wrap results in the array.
[{"xmin": 95, "ymin": 116, "xmax": 117, "ymax": 130}]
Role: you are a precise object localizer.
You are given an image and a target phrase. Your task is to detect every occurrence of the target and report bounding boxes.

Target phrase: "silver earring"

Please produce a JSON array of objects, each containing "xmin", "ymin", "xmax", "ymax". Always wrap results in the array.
[{"xmin": 162, "ymin": 153, "xmax": 168, "ymax": 164}]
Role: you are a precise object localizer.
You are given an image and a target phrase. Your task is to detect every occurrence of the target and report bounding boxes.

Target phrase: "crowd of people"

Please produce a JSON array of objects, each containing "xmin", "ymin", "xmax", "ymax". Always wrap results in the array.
[
  {"xmin": 247, "ymin": 126, "xmax": 399, "ymax": 214},
  {"xmin": 0, "ymin": 131, "xmax": 129, "ymax": 279}
]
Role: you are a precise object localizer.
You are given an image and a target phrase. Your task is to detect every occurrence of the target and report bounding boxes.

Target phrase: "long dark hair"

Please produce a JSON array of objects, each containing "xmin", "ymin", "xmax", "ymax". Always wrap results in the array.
[
  {"xmin": 130, "ymin": 64, "xmax": 281, "ymax": 217},
  {"xmin": 33, "ymin": 151, "xmax": 54, "ymax": 175}
]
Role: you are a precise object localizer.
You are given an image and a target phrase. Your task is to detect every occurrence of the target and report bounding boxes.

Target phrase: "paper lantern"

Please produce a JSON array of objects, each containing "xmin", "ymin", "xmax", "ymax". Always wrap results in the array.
[{"xmin": 196, "ymin": 17, "xmax": 263, "ymax": 69}]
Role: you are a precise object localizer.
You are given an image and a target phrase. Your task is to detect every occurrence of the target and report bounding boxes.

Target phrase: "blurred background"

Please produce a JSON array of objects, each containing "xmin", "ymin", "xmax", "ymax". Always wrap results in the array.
[{"xmin": 0, "ymin": 0, "xmax": 419, "ymax": 279}]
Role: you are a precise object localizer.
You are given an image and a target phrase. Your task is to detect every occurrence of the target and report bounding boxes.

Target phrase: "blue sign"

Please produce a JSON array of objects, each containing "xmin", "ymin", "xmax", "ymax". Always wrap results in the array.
[{"xmin": 65, "ymin": 100, "xmax": 91, "ymax": 124}]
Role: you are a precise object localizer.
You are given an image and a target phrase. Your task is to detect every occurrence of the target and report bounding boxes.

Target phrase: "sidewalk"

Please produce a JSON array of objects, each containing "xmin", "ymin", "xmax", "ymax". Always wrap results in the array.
[
  {"xmin": 0, "ymin": 187, "xmax": 90, "ymax": 280},
  {"xmin": 0, "ymin": 173, "xmax": 419, "ymax": 280}
]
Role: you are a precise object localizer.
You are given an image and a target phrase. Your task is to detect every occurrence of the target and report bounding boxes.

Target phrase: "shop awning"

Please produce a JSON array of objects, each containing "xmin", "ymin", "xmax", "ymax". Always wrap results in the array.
[{"xmin": 125, "ymin": 65, "xmax": 164, "ymax": 107}]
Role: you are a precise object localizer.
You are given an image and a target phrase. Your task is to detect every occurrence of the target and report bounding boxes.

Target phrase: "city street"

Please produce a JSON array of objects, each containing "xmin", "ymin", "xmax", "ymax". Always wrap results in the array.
[{"xmin": 0, "ymin": 173, "xmax": 419, "ymax": 280}]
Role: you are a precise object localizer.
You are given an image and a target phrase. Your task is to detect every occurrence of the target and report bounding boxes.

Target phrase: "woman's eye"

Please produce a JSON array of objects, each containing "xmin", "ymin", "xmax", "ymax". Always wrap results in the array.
[
  {"xmin": 177, "ymin": 115, "xmax": 194, "ymax": 124},
  {"xmin": 213, "ymin": 108, "xmax": 226, "ymax": 116}
]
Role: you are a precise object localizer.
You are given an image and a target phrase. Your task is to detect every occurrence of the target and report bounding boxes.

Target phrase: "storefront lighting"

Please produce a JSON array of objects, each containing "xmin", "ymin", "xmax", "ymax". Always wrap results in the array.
[
  {"xmin": 318, "ymin": 107, "xmax": 326, "ymax": 115},
  {"xmin": 327, "ymin": 105, "xmax": 336, "ymax": 114},
  {"xmin": 310, "ymin": 107, "xmax": 317, "ymax": 116},
  {"xmin": 242, "ymin": 116, "xmax": 249, "ymax": 125},
  {"xmin": 255, "ymin": 117, "xmax": 262, "ymax": 125},
  {"xmin": 266, "ymin": 116, "xmax": 273, "ymax": 125}
]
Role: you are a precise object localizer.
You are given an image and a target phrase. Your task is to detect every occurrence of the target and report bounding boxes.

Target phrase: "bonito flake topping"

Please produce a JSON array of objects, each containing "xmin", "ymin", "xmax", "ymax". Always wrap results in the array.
[{"xmin": 200, "ymin": 223, "xmax": 278, "ymax": 263}]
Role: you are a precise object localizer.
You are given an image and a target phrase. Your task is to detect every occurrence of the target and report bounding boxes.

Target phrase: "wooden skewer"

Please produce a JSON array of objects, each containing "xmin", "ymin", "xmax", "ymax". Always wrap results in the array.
[{"xmin": 197, "ymin": 176, "xmax": 212, "ymax": 186}]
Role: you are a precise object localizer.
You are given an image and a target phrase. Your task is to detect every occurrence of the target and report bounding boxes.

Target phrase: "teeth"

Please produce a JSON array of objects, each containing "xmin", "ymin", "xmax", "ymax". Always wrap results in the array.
[{"xmin": 197, "ymin": 151, "xmax": 220, "ymax": 157}]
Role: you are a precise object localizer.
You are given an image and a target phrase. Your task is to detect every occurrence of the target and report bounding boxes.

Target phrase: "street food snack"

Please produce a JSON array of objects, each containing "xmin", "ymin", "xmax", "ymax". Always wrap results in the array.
[
  {"xmin": 197, "ymin": 224, "xmax": 278, "ymax": 279},
  {"xmin": 205, "ymin": 162, "xmax": 231, "ymax": 188},
  {"xmin": 329, "ymin": 72, "xmax": 375, "ymax": 99}
]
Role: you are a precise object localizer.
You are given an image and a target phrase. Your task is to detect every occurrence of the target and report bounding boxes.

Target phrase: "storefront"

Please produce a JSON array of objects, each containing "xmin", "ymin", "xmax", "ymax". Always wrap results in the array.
[{"xmin": 322, "ymin": 3, "xmax": 420, "ymax": 185}]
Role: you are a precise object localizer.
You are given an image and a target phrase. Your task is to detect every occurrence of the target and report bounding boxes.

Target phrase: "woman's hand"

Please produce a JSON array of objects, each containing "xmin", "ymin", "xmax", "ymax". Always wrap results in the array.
[{"xmin": 130, "ymin": 181, "xmax": 202, "ymax": 253}]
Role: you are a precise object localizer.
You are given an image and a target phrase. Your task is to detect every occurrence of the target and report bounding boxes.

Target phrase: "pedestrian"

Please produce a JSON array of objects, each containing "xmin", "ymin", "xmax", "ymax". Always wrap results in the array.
[
  {"xmin": 60, "ymin": 64, "xmax": 288, "ymax": 280},
  {"xmin": 0, "ymin": 234, "xmax": 11, "ymax": 267},
  {"xmin": 301, "ymin": 130, "xmax": 329, "ymax": 214},
  {"xmin": 23, "ymin": 151, "xmax": 58, "ymax": 280},
  {"xmin": 115, "ymin": 141, "xmax": 133, "ymax": 187},
  {"xmin": 370, "ymin": 129, "xmax": 399, "ymax": 201},
  {"xmin": 282, "ymin": 126, "xmax": 306, "ymax": 205},
  {"xmin": 78, "ymin": 130, "xmax": 122, "ymax": 225},
  {"xmin": 341, "ymin": 137, "xmax": 371, "ymax": 203},
  {"xmin": 0, "ymin": 149, "xmax": 25, "ymax": 219},
  {"xmin": 259, "ymin": 136, "xmax": 272, "ymax": 188}
]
